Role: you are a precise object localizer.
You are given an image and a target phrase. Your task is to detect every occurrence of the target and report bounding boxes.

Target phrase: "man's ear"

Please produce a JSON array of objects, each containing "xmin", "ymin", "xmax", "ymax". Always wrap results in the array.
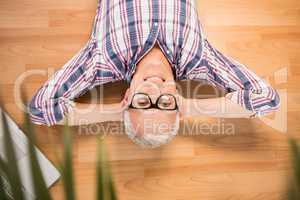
[
  {"xmin": 179, "ymin": 111, "xmax": 185, "ymax": 119},
  {"xmin": 176, "ymin": 94, "xmax": 187, "ymax": 118},
  {"xmin": 121, "ymin": 88, "xmax": 131, "ymax": 107}
]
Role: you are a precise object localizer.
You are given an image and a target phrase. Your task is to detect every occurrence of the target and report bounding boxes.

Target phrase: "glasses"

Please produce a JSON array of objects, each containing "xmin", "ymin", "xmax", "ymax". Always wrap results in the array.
[{"xmin": 129, "ymin": 93, "xmax": 178, "ymax": 111}]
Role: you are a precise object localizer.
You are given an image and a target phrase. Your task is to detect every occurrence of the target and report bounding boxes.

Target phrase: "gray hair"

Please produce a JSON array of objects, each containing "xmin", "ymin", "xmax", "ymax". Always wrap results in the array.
[{"xmin": 123, "ymin": 110, "xmax": 180, "ymax": 149}]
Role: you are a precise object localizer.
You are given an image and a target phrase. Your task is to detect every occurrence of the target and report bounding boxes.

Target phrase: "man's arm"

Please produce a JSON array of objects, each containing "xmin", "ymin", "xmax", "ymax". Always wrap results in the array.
[
  {"xmin": 28, "ymin": 7, "xmax": 121, "ymax": 126},
  {"xmin": 56, "ymin": 102, "xmax": 124, "ymax": 126},
  {"xmin": 186, "ymin": 39, "xmax": 280, "ymax": 118},
  {"xmin": 28, "ymin": 38, "xmax": 117, "ymax": 126},
  {"xmin": 181, "ymin": 97, "xmax": 254, "ymax": 118}
]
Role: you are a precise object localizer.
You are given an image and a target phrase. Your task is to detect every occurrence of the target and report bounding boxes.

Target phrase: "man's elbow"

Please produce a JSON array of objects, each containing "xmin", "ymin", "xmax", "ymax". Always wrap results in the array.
[
  {"xmin": 27, "ymin": 101, "xmax": 48, "ymax": 126},
  {"xmin": 253, "ymin": 88, "xmax": 281, "ymax": 117}
]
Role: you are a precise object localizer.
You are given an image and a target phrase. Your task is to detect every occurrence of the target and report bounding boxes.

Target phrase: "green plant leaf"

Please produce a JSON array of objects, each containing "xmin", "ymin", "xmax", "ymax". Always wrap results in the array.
[
  {"xmin": 287, "ymin": 183, "xmax": 299, "ymax": 200},
  {"xmin": 23, "ymin": 111, "xmax": 52, "ymax": 200},
  {"xmin": 288, "ymin": 138, "xmax": 300, "ymax": 200},
  {"xmin": 0, "ymin": 158, "xmax": 11, "ymax": 200},
  {"xmin": 1, "ymin": 109, "xmax": 25, "ymax": 200},
  {"xmin": 96, "ymin": 138, "xmax": 117, "ymax": 200},
  {"xmin": 0, "ymin": 157, "xmax": 9, "ymax": 179},
  {"xmin": 105, "ymin": 147, "xmax": 116, "ymax": 200},
  {"xmin": 60, "ymin": 125, "xmax": 76, "ymax": 200},
  {"xmin": 289, "ymin": 139, "xmax": 300, "ymax": 186},
  {"xmin": 96, "ymin": 138, "xmax": 105, "ymax": 200},
  {"xmin": 108, "ymin": 173, "xmax": 117, "ymax": 200},
  {"xmin": 0, "ymin": 170, "xmax": 6, "ymax": 200}
]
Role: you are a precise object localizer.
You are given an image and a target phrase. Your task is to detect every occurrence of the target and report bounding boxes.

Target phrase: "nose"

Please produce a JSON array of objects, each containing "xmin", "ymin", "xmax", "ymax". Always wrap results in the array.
[
  {"xmin": 135, "ymin": 81, "xmax": 161, "ymax": 97},
  {"xmin": 139, "ymin": 84, "xmax": 160, "ymax": 95}
]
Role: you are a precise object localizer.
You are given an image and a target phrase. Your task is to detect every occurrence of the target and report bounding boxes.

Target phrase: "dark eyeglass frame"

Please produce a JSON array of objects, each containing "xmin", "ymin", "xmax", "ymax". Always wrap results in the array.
[{"xmin": 129, "ymin": 92, "xmax": 178, "ymax": 111}]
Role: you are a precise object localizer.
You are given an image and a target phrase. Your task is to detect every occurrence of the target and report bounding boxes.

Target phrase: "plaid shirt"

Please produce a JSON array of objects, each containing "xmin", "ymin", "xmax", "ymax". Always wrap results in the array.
[{"xmin": 29, "ymin": 0, "xmax": 280, "ymax": 126}]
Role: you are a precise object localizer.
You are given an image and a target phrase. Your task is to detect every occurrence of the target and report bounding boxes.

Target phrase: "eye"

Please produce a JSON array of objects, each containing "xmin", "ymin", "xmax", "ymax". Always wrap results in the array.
[
  {"xmin": 158, "ymin": 96, "xmax": 172, "ymax": 108},
  {"xmin": 157, "ymin": 94, "xmax": 176, "ymax": 110},
  {"xmin": 137, "ymin": 98, "xmax": 150, "ymax": 106},
  {"xmin": 131, "ymin": 94, "xmax": 151, "ymax": 108},
  {"xmin": 160, "ymin": 101, "xmax": 172, "ymax": 108}
]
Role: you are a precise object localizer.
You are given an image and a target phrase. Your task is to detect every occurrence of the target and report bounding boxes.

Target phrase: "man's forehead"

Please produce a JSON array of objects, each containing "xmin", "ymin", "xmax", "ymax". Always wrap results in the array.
[{"xmin": 127, "ymin": 109, "xmax": 178, "ymax": 135}]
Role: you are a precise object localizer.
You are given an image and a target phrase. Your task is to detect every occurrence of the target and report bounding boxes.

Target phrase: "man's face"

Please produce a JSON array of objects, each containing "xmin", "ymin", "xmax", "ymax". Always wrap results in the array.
[
  {"xmin": 123, "ymin": 45, "xmax": 179, "ymax": 139},
  {"xmin": 129, "ymin": 44, "xmax": 177, "ymax": 96}
]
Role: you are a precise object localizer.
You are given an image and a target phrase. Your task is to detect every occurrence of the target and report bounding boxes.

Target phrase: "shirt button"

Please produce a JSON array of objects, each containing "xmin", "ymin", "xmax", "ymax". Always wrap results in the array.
[
  {"xmin": 166, "ymin": 50, "xmax": 170, "ymax": 54},
  {"xmin": 154, "ymin": 22, "xmax": 158, "ymax": 27}
]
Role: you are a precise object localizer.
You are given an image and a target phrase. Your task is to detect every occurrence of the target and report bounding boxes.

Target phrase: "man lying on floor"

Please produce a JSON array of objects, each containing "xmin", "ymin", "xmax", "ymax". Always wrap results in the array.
[{"xmin": 28, "ymin": 0, "xmax": 280, "ymax": 148}]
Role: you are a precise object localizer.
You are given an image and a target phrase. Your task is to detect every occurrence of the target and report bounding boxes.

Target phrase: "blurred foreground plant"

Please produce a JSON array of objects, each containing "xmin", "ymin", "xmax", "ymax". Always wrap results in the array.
[
  {"xmin": 0, "ymin": 106, "xmax": 117, "ymax": 200},
  {"xmin": 287, "ymin": 138, "xmax": 300, "ymax": 200}
]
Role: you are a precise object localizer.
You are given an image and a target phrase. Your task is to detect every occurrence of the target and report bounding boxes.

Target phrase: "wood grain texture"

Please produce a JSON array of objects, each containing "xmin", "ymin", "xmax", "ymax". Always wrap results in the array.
[{"xmin": 0, "ymin": 0, "xmax": 300, "ymax": 199}]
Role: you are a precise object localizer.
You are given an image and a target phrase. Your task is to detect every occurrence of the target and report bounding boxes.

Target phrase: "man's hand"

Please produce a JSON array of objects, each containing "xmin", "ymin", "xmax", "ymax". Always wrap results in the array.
[{"xmin": 175, "ymin": 94, "xmax": 187, "ymax": 117}]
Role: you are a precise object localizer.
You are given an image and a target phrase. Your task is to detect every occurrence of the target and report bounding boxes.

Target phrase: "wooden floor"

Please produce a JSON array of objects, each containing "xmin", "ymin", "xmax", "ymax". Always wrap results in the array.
[{"xmin": 1, "ymin": 0, "xmax": 300, "ymax": 199}]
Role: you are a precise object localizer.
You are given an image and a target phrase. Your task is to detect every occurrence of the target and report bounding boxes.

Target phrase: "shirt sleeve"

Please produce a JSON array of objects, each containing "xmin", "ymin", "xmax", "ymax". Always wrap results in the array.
[
  {"xmin": 28, "ymin": 37, "xmax": 102, "ymax": 126},
  {"xmin": 187, "ymin": 39, "xmax": 280, "ymax": 117}
]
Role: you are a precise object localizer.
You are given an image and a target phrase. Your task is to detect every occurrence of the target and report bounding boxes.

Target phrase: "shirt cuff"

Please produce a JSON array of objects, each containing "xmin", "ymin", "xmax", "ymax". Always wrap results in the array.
[
  {"xmin": 225, "ymin": 87, "xmax": 280, "ymax": 118},
  {"xmin": 41, "ymin": 97, "xmax": 75, "ymax": 126}
]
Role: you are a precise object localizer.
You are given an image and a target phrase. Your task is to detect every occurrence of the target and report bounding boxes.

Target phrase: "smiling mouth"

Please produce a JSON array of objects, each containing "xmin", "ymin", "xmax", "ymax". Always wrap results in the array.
[{"xmin": 144, "ymin": 76, "xmax": 165, "ymax": 82}]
